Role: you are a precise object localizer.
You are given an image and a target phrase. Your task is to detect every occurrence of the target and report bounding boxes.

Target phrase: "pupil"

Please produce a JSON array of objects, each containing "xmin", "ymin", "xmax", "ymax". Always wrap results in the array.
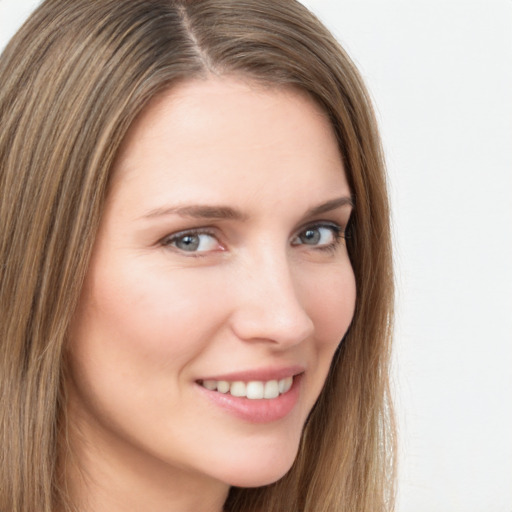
[
  {"xmin": 303, "ymin": 229, "xmax": 320, "ymax": 244},
  {"xmin": 177, "ymin": 235, "xmax": 199, "ymax": 251}
]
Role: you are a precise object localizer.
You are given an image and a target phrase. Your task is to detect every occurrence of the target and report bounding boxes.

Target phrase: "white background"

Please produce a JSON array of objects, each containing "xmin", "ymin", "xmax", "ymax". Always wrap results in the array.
[{"xmin": 1, "ymin": 1, "xmax": 511, "ymax": 511}]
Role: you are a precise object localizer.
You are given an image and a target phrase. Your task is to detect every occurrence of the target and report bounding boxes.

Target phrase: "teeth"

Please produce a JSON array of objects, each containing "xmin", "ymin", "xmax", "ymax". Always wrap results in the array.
[
  {"xmin": 279, "ymin": 376, "xmax": 293, "ymax": 394},
  {"xmin": 217, "ymin": 380, "xmax": 230, "ymax": 393},
  {"xmin": 246, "ymin": 381, "xmax": 264, "ymax": 399},
  {"xmin": 200, "ymin": 376, "xmax": 294, "ymax": 399},
  {"xmin": 230, "ymin": 381, "xmax": 246, "ymax": 397},
  {"xmin": 202, "ymin": 380, "xmax": 217, "ymax": 391},
  {"xmin": 263, "ymin": 380, "xmax": 279, "ymax": 399}
]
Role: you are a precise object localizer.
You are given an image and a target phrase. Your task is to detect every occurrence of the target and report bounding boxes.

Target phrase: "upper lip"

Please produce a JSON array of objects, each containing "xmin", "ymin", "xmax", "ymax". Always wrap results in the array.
[{"xmin": 197, "ymin": 365, "xmax": 305, "ymax": 383}]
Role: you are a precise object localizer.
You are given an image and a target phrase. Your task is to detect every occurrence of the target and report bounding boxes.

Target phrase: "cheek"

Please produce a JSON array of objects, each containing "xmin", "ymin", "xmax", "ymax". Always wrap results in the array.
[
  {"xmin": 81, "ymin": 261, "xmax": 221, "ymax": 356},
  {"xmin": 301, "ymin": 262, "xmax": 356, "ymax": 348},
  {"xmin": 66, "ymin": 259, "xmax": 232, "ymax": 445},
  {"xmin": 67, "ymin": 262, "xmax": 227, "ymax": 415},
  {"xmin": 295, "ymin": 262, "xmax": 356, "ymax": 398}
]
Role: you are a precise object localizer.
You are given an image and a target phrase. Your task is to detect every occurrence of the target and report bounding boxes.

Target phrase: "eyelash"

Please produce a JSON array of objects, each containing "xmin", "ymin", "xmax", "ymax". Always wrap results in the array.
[
  {"xmin": 160, "ymin": 227, "xmax": 220, "ymax": 256},
  {"xmin": 159, "ymin": 222, "xmax": 346, "ymax": 257},
  {"xmin": 291, "ymin": 222, "xmax": 345, "ymax": 253}
]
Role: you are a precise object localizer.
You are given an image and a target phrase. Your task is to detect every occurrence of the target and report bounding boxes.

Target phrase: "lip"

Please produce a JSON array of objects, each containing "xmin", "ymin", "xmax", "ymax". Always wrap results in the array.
[
  {"xmin": 197, "ymin": 364, "xmax": 305, "ymax": 383},
  {"xmin": 196, "ymin": 368, "xmax": 304, "ymax": 424}
]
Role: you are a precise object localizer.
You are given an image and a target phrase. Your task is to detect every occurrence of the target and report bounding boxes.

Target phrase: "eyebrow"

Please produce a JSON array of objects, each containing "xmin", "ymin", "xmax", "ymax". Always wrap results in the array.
[
  {"xmin": 140, "ymin": 204, "xmax": 248, "ymax": 221},
  {"xmin": 305, "ymin": 196, "xmax": 354, "ymax": 217},
  {"xmin": 139, "ymin": 195, "xmax": 353, "ymax": 221}
]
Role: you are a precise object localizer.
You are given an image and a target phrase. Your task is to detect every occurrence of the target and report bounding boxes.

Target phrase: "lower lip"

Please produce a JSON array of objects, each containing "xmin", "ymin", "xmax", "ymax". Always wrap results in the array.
[{"xmin": 196, "ymin": 374, "xmax": 302, "ymax": 423}]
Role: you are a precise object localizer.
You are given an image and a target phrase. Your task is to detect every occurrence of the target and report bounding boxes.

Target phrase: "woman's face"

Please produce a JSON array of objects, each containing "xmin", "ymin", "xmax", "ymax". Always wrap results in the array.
[{"xmin": 67, "ymin": 78, "xmax": 356, "ymax": 493}]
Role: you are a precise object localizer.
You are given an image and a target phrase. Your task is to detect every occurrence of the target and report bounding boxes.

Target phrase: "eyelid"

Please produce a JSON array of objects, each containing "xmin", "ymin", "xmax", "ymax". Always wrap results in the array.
[
  {"xmin": 291, "ymin": 220, "xmax": 346, "ymax": 250},
  {"xmin": 293, "ymin": 220, "xmax": 345, "ymax": 238},
  {"xmin": 159, "ymin": 227, "xmax": 224, "ymax": 255},
  {"xmin": 157, "ymin": 219, "xmax": 348, "ymax": 256}
]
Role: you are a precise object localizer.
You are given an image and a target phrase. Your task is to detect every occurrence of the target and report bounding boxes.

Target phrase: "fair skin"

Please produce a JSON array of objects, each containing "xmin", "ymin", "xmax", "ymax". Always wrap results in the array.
[{"xmin": 66, "ymin": 77, "xmax": 356, "ymax": 512}]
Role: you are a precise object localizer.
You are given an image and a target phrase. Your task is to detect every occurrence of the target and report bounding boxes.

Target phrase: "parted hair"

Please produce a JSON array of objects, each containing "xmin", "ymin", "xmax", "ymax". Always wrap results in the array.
[{"xmin": 0, "ymin": 1, "xmax": 395, "ymax": 511}]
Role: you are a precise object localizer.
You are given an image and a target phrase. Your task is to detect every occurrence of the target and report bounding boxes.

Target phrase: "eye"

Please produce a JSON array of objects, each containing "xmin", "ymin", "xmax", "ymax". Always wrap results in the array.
[
  {"xmin": 161, "ymin": 230, "xmax": 221, "ymax": 253},
  {"xmin": 291, "ymin": 223, "xmax": 342, "ymax": 249}
]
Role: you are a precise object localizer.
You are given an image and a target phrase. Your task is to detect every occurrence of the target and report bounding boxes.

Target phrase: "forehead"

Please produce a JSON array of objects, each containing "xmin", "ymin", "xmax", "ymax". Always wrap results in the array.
[
  {"xmin": 108, "ymin": 76, "xmax": 348, "ymax": 215},
  {"xmin": 117, "ymin": 77, "xmax": 337, "ymax": 163}
]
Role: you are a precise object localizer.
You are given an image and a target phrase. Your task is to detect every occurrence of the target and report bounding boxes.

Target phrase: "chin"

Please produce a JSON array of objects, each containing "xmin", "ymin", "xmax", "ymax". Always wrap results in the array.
[
  {"xmin": 216, "ymin": 439, "xmax": 300, "ymax": 489},
  {"xmin": 226, "ymin": 464, "xmax": 294, "ymax": 489}
]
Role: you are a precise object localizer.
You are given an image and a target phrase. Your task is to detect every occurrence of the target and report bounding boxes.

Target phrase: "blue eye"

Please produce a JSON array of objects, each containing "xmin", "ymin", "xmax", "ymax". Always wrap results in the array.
[
  {"xmin": 162, "ymin": 231, "xmax": 219, "ymax": 253},
  {"xmin": 292, "ymin": 223, "xmax": 342, "ymax": 249}
]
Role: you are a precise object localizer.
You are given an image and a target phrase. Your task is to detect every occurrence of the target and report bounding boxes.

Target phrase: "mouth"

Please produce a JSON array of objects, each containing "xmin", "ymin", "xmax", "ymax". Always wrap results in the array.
[
  {"xmin": 196, "ymin": 372, "xmax": 303, "ymax": 423},
  {"xmin": 197, "ymin": 376, "xmax": 294, "ymax": 400}
]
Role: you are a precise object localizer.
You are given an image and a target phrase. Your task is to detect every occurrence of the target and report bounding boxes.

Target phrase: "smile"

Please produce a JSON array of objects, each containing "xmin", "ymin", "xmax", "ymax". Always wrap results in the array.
[{"xmin": 199, "ymin": 377, "xmax": 294, "ymax": 399}]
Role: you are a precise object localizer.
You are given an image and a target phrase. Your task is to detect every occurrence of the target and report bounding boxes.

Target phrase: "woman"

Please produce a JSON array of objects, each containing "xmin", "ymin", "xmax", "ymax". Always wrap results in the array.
[{"xmin": 0, "ymin": 1, "xmax": 395, "ymax": 511}]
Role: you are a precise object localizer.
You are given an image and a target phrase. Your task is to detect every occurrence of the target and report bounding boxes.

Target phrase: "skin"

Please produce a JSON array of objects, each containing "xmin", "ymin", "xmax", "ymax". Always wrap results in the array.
[{"xmin": 66, "ymin": 77, "xmax": 356, "ymax": 512}]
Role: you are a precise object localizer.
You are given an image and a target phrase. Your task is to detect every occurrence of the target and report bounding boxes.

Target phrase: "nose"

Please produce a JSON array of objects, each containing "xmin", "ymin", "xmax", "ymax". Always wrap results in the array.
[{"xmin": 228, "ymin": 250, "xmax": 315, "ymax": 348}]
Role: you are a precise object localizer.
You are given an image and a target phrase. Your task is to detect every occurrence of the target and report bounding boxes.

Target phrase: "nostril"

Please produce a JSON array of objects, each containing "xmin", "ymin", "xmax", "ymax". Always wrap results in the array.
[
  {"xmin": 229, "ymin": 298, "xmax": 314, "ymax": 346},
  {"xmin": 228, "ymin": 258, "xmax": 315, "ymax": 345}
]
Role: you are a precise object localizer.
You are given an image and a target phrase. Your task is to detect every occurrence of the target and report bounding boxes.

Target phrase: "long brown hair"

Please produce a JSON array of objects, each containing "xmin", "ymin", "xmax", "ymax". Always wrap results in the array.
[{"xmin": 0, "ymin": 1, "xmax": 395, "ymax": 510}]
